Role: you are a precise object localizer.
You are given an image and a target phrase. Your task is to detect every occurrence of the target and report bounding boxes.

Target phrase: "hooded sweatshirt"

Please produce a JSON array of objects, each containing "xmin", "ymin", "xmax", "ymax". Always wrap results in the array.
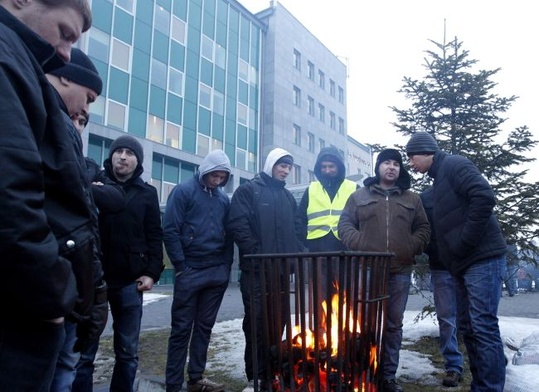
[{"xmin": 163, "ymin": 150, "xmax": 233, "ymax": 270}]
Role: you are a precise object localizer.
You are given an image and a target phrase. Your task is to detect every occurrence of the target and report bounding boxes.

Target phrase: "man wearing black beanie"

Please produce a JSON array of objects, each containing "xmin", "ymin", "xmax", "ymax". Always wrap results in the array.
[
  {"xmin": 406, "ymin": 132, "xmax": 507, "ymax": 391},
  {"xmin": 338, "ymin": 148, "xmax": 430, "ymax": 392}
]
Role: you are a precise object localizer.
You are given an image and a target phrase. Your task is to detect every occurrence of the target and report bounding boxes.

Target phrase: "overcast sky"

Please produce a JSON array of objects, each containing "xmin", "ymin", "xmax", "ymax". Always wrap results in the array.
[{"xmin": 240, "ymin": 0, "xmax": 538, "ymax": 179}]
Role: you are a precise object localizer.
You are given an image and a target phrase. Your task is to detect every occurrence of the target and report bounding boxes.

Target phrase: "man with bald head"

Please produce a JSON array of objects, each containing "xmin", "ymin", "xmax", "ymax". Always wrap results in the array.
[{"xmin": 0, "ymin": 0, "xmax": 95, "ymax": 390}]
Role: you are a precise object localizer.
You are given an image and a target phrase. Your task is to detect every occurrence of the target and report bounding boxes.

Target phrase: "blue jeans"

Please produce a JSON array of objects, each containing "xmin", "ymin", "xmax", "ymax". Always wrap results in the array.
[
  {"xmin": 455, "ymin": 256, "xmax": 506, "ymax": 392},
  {"xmin": 382, "ymin": 273, "xmax": 411, "ymax": 380},
  {"xmin": 165, "ymin": 263, "xmax": 230, "ymax": 391},
  {"xmin": 74, "ymin": 282, "xmax": 142, "ymax": 392},
  {"xmin": 51, "ymin": 320, "xmax": 80, "ymax": 391},
  {"xmin": 0, "ymin": 318, "xmax": 64, "ymax": 391},
  {"xmin": 430, "ymin": 269, "xmax": 463, "ymax": 374},
  {"xmin": 505, "ymin": 264, "xmax": 518, "ymax": 296}
]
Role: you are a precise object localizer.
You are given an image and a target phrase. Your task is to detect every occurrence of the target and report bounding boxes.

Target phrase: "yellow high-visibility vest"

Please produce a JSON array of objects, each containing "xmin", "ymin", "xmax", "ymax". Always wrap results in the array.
[{"xmin": 306, "ymin": 179, "xmax": 356, "ymax": 240}]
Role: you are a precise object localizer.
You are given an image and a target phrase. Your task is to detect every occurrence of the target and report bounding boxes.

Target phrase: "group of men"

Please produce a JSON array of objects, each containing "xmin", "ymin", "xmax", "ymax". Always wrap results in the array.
[{"xmin": 0, "ymin": 1, "xmax": 507, "ymax": 392}]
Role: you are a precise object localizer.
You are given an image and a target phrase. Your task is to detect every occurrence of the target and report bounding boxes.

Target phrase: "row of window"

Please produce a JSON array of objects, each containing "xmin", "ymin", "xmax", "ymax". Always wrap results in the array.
[
  {"xmin": 292, "ymin": 87, "xmax": 345, "ymax": 133},
  {"xmin": 293, "ymin": 49, "xmax": 345, "ymax": 104}
]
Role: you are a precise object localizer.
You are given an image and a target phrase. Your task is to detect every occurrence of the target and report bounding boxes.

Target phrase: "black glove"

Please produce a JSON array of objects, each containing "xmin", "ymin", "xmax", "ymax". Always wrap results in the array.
[{"xmin": 74, "ymin": 282, "xmax": 108, "ymax": 353}]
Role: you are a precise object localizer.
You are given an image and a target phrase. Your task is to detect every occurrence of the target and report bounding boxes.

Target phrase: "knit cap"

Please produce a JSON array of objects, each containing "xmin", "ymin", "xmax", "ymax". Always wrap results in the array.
[
  {"xmin": 109, "ymin": 135, "xmax": 144, "ymax": 165},
  {"xmin": 49, "ymin": 48, "xmax": 103, "ymax": 95},
  {"xmin": 275, "ymin": 155, "xmax": 294, "ymax": 166},
  {"xmin": 406, "ymin": 132, "xmax": 439, "ymax": 155}
]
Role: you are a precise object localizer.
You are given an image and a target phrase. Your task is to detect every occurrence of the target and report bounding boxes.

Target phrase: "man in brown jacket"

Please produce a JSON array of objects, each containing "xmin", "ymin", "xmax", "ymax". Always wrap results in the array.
[{"xmin": 338, "ymin": 148, "xmax": 430, "ymax": 392}]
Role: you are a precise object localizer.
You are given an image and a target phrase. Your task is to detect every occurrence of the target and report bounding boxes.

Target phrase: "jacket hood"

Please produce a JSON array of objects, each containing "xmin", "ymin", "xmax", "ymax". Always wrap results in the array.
[
  {"xmin": 198, "ymin": 149, "xmax": 231, "ymax": 187},
  {"xmin": 314, "ymin": 146, "xmax": 346, "ymax": 184},
  {"xmin": 262, "ymin": 147, "xmax": 293, "ymax": 177}
]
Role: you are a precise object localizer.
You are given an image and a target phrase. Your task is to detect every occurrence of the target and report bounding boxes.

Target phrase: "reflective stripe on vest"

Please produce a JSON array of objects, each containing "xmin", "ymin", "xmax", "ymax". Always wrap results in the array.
[{"xmin": 306, "ymin": 179, "xmax": 356, "ymax": 240}]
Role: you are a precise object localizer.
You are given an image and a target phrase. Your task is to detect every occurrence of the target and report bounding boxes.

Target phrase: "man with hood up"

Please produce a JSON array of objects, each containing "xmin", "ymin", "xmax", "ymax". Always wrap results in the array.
[
  {"xmin": 229, "ymin": 147, "xmax": 303, "ymax": 392},
  {"xmin": 163, "ymin": 149, "xmax": 233, "ymax": 392},
  {"xmin": 338, "ymin": 148, "xmax": 430, "ymax": 392}
]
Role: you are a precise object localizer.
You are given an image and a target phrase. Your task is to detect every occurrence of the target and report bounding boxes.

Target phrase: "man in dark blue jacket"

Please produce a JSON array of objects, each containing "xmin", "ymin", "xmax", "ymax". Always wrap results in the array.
[
  {"xmin": 407, "ymin": 132, "xmax": 507, "ymax": 392},
  {"xmin": 0, "ymin": 0, "xmax": 93, "ymax": 390},
  {"xmin": 163, "ymin": 149, "xmax": 233, "ymax": 392},
  {"xmin": 74, "ymin": 135, "xmax": 164, "ymax": 391}
]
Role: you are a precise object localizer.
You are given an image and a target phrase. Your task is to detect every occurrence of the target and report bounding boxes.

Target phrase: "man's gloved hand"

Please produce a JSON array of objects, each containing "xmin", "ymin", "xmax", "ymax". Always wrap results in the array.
[{"xmin": 74, "ymin": 282, "xmax": 108, "ymax": 353}]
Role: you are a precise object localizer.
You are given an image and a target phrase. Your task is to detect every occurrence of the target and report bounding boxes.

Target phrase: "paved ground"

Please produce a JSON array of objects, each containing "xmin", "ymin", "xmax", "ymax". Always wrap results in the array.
[{"xmin": 101, "ymin": 283, "xmax": 539, "ymax": 337}]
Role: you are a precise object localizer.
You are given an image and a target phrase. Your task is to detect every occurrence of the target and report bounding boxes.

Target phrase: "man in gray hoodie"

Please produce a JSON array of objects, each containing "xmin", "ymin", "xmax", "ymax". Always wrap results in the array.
[{"xmin": 163, "ymin": 149, "xmax": 233, "ymax": 392}]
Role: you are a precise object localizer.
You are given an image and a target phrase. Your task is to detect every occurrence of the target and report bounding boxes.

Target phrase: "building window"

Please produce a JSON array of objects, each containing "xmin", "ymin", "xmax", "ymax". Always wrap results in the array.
[
  {"xmin": 293, "ymin": 49, "xmax": 301, "ymax": 70},
  {"xmin": 318, "ymin": 70, "xmax": 325, "ymax": 90},
  {"xmin": 330, "ymin": 111, "xmax": 336, "ymax": 130},
  {"xmin": 339, "ymin": 117, "xmax": 345, "ymax": 135},
  {"xmin": 308, "ymin": 170, "xmax": 315, "ymax": 183},
  {"xmin": 111, "ymin": 39, "xmax": 130, "ymax": 72},
  {"xmin": 199, "ymin": 83, "xmax": 211, "ymax": 109},
  {"xmin": 308, "ymin": 132, "xmax": 315, "ymax": 152},
  {"xmin": 116, "ymin": 0, "xmax": 134, "ymax": 13},
  {"xmin": 197, "ymin": 134, "xmax": 210, "ymax": 157},
  {"xmin": 147, "ymin": 115, "xmax": 165, "ymax": 143},
  {"xmin": 213, "ymin": 90, "xmax": 225, "ymax": 116},
  {"xmin": 308, "ymin": 96, "xmax": 315, "ymax": 116},
  {"xmin": 307, "ymin": 61, "xmax": 314, "ymax": 81},
  {"xmin": 292, "ymin": 165, "xmax": 301, "ymax": 185},
  {"xmin": 330, "ymin": 79, "xmax": 336, "ymax": 98},
  {"xmin": 237, "ymin": 103, "xmax": 248, "ymax": 126},
  {"xmin": 166, "ymin": 122, "xmax": 181, "ymax": 149},
  {"xmin": 338, "ymin": 86, "xmax": 344, "ymax": 104},
  {"xmin": 319, "ymin": 138, "xmax": 325, "ymax": 151},
  {"xmin": 88, "ymin": 28, "xmax": 110, "ymax": 63},
  {"xmin": 293, "ymin": 124, "xmax": 301, "ymax": 146},
  {"xmin": 318, "ymin": 103, "xmax": 325, "ymax": 123},
  {"xmin": 154, "ymin": 4, "xmax": 170, "ymax": 35},
  {"xmin": 107, "ymin": 100, "xmax": 126, "ymax": 130},
  {"xmin": 201, "ymin": 35, "xmax": 214, "ymax": 61},
  {"xmin": 236, "ymin": 148, "xmax": 247, "ymax": 170},
  {"xmin": 89, "ymin": 95, "xmax": 105, "ymax": 125},
  {"xmin": 169, "ymin": 68, "xmax": 184, "ymax": 96},
  {"xmin": 293, "ymin": 86, "xmax": 301, "ymax": 107},
  {"xmin": 171, "ymin": 16, "xmax": 186, "ymax": 44},
  {"xmin": 151, "ymin": 58, "xmax": 167, "ymax": 89}
]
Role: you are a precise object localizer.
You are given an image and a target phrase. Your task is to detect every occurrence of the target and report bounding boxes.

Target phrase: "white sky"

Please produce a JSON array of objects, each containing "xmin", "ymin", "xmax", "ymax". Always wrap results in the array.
[
  {"xmin": 145, "ymin": 293, "xmax": 538, "ymax": 389},
  {"xmin": 239, "ymin": 0, "xmax": 538, "ymax": 180}
]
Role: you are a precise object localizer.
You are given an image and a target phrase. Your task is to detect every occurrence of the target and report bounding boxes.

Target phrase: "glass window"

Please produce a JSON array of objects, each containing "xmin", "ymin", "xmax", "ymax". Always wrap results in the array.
[
  {"xmin": 212, "ymin": 138, "xmax": 223, "ymax": 151},
  {"xmin": 197, "ymin": 134, "xmax": 210, "ymax": 157},
  {"xmin": 319, "ymin": 138, "xmax": 325, "ymax": 151},
  {"xmin": 213, "ymin": 90, "xmax": 224, "ymax": 116},
  {"xmin": 88, "ymin": 28, "xmax": 110, "ymax": 63},
  {"xmin": 107, "ymin": 100, "xmax": 126, "ymax": 130},
  {"xmin": 307, "ymin": 61, "xmax": 314, "ymax": 81},
  {"xmin": 151, "ymin": 58, "xmax": 167, "ymax": 89},
  {"xmin": 111, "ymin": 39, "xmax": 130, "ymax": 71},
  {"xmin": 147, "ymin": 114, "xmax": 164, "ymax": 143},
  {"xmin": 339, "ymin": 117, "xmax": 345, "ymax": 135},
  {"xmin": 169, "ymin": 68, "xmax": 183, "ymax": 96},
  {"xmin": 308, "ymin": 170, "xmax": 315, "ymax": 183},
  {"xmin": 293, "ymin": 124, "xmax": 301, "ymax": 146},
  {"xmin": 199, "ymin": 83, "xmax": 211, "ymax": 109},
  {"xmin": 330, "ymin": 79, "xmax": 336, "ymax": 98},
  {"xmin": 239, "ymin": 59, "xmax": 248, "ymax": 82},
  {"xmin": 215, "ymin": 43, "xmax": 226, "ymax": 69},
  {"xmin": 236, "ymin": 148, "xmax": 246, "ymax": 170},
  {"xmin": 201, "ymin": 35, "xmax": 213, "ymax": 61},
  {"xmin": 166, "ymin": 122, "xmax": 181, "ymax": 149},
  {"xmin": 293, "ymin": 86, "xmax": 301, "ymax": 107},
  {"xmin": 308, "ymin": 132, "xmax": 315, "ymax": 152},
  {"xmin": 330, "ymin": 111, "xmax": 336, "ymax": 129},
  {"xmin": 318, "ymin": 70, "xmax": 325, "ymax": 90},
  {"xmin": 237, "ymin": 103, "xmax": 247, "ymax": 126},
  {"xmin": 338, "ymin": 86, "xmax": 344, "ymax": 104},
  {"xmin": 117, "ymin": 0, "xmax": 134, "ymax": 13},
  {"xmin": 292, "ymin": 165, "xmax": 301, "ymax": 185},
  {"xmin": 154, "ymin": 4, "xmax": 170, "ymax": 35},
  {"xmin": 318, "ymin": 104, "xmax": 325, "ymax": 123},
  {"xmin": 293, "ymin": 49, "xmax": 301, "ymax": 70},
  {"xmin": 308, "ymin": 96, "xmax": 315, "ymax": 116},
  {"xmin": 171, "ymin": 16, "xmax": 186, "ymax": 44}
]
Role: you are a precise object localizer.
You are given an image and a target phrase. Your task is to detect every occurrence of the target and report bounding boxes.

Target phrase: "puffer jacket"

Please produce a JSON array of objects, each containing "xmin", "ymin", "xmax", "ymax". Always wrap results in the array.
[
  {"xmin": 163, "ymin": 150, "xmax": 233, "ymax": 270},
  {"xmin": 338, "ymin": 184, "xmax": 430, "ymax": 274},
  {"xmin": 428, "ymin": 151, "xmax": 506, "ymax": 275}
]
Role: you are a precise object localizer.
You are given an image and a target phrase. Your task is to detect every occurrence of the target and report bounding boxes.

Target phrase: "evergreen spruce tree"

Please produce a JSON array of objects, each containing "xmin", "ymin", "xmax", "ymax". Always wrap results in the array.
[{"xmin": 391, "ymin": 37, "xmax": 539, "ymax": 262}]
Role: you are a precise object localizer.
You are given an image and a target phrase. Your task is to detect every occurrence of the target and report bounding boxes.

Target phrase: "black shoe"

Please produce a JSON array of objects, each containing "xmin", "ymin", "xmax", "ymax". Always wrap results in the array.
[
  {"xmin": 382, "ymin": 379, "xmax": 403, "ymax": 392},
  {"xmin": 442, "ymin": 371, "xmax": 463, "ymax": 387}
]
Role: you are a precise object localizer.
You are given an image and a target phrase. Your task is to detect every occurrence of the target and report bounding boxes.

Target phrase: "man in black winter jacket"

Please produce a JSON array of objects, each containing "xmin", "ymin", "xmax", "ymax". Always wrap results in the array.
[
  {"xmin": 74, "ymin": 134, "xmax": 163, "ymax": 392},
  {"xmin": 0, "ymin": 0, "xmax": 93, "ymax": 390},
  {"xmin": 229, "ymin": 147, "xmax": 303, "ymax": 392},
  {"xmin": 407, "ymin": 132, "xmax": 507, "ymax": 392}
]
